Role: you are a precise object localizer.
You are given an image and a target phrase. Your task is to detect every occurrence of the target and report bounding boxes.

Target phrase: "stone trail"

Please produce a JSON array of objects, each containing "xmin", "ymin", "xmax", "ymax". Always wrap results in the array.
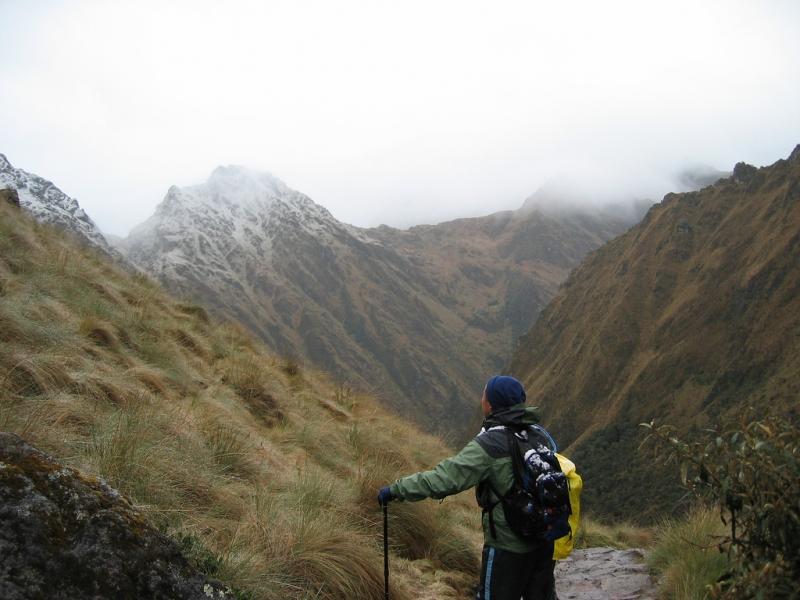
[{"xmin": 555, "ymin": 547, "xmax": 658, "ymax": 600}]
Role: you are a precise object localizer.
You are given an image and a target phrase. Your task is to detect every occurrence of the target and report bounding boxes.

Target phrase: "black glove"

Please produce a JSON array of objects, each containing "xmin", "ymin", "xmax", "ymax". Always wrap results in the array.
[{"xmin": 377, "ymin": 486, "xmax": 394, "ymax": 506}]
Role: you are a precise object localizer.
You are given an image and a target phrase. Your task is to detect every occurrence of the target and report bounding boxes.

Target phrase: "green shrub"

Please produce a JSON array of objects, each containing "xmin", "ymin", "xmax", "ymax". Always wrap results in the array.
[{"xmin": 643, "ymin": 412, "xmax": 799, "ymax": 598}]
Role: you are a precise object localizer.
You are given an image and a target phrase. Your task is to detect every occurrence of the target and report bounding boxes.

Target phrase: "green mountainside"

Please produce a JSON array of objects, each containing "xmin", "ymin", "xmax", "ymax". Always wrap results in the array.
[{"xmin": 510, "ymin": 146, "xmax": 800, "ymax": 522}]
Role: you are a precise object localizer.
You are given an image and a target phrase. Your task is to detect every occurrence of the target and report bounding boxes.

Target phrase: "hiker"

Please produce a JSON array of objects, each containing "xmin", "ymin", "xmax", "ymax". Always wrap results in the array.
[{"xmin": 377, "ymin": 375, "xmax": 559, "ymax": 600}]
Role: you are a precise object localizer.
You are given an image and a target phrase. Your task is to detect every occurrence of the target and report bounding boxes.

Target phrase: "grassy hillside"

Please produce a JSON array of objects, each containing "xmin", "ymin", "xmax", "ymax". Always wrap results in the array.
[
  {"xmin": 510, "ymin": 145, "xmax": 800, "ymax": 522},
  {"xmin": 0, "ymin": 198, "xmax": 482, "ymax": 599}
]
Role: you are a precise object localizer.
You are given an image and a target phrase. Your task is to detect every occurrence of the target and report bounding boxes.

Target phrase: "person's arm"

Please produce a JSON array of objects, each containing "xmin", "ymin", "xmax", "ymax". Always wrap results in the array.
[{"xmin": 389, "ymin": 439, "xmax": 492, "ymax": 501}]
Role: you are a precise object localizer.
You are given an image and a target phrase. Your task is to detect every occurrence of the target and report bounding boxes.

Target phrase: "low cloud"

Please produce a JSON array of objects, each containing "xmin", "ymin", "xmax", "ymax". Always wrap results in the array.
[{"xmin": 0, "ymin": 1, "xmax": 798, "ymax": 235}]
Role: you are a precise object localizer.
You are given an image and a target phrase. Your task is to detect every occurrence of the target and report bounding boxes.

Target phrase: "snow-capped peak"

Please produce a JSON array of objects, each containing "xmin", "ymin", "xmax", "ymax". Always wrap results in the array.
[
  {"xmin": 125, "ymin": 164, "xmax": 377, "ymax": 268},
  {"xmin": 0, "ymin": 153, "xmax": 115, "ymax": 254},
  {"xmin": 157, "ymin": 164, "xmax": 302, "ymax": 218}
]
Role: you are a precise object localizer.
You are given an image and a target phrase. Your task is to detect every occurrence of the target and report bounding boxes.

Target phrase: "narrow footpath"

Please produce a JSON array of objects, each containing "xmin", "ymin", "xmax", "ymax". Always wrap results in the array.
[{"xmin": 555, "ymin": 547, "xmax": 658, "ymax": 600}]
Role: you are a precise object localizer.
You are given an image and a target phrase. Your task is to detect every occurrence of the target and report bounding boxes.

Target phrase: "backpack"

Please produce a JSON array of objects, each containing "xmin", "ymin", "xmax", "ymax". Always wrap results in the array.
[{"xmin": 484, "ymin": 425, "xmax": 580, "ymax": 554}]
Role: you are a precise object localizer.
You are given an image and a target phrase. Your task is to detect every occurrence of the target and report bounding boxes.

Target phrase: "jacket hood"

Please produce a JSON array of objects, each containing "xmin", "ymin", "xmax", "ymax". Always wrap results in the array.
[{"xmin": 482, "ymin": 404, "xmax": 541, "ymax": 429}]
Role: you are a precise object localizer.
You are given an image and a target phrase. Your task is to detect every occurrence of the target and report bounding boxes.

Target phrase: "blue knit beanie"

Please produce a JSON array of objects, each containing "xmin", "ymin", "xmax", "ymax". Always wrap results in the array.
[{"xmin": 485, "ymin": 375, "xmax": 526, "ymax": 410}]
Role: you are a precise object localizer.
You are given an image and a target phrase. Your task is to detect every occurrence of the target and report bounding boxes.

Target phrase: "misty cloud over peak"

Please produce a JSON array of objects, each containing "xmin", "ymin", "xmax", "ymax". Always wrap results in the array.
[
  {"xmin": 516, "ymin": 161, "xmax": 739, "ymax": 224},
  {"xmin": 673, "ymin": 165, "xmax": 733, "ymax": 192},
  {"xmin": 206, "ymin": 165, "xmax": 291, "ymax": 198},
  {"xmin": 520, "ymin": 169, "xmax": 667, "ymax": 212}
]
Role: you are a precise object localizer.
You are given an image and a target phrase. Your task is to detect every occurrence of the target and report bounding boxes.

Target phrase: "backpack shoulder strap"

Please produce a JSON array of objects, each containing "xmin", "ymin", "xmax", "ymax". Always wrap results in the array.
[
  {"xmin": 506, "ymin": 427, "xmax": 530, "ymax": 482},
  {"xmin": 475, "ymin": 425, "xmax": 511, "ymax": 458},
  {"xmin": 482, "ymin": 479, "xmax": 510, "ymax": 539},
  {"xmin": 481, "ymin": 430, "xmax": 529, "ymax": 539}
]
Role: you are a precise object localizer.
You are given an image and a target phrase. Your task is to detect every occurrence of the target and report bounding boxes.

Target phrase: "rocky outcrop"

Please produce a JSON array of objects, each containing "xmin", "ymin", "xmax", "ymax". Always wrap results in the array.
[
  {"xmin": 733, "ymin": 161, "xmax": 759, "ymax": 182},
  {"xmin": 1, "ymin": 187, "xmax": 20, "ymax": 208},
  {"xmin": 0, "ymin": 433, "xmax": 229, "ymax": 599}
]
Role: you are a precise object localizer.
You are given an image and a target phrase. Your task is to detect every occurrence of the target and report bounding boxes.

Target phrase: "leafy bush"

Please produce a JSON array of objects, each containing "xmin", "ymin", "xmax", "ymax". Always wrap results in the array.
[
  {"xmin": 642, "ymin": 412, "xmax": 800, "ymax": 598},
  {"xmin": 572, "ymin": 421, "xmax": 686, "ymax": 523}
]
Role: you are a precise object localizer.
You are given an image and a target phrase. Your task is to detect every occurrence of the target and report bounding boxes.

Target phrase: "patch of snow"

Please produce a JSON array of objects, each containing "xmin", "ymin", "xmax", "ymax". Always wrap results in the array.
[{"xmin": 0, "ymin": 153, "xmax": 117, "ymax": 256}]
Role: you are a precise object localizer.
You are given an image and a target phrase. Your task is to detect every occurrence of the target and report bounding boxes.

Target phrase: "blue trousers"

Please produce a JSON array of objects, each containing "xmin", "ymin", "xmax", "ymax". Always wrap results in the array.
[{"xmin": 475, "ymin": 544, "xmax": 557, "ymax": 600}]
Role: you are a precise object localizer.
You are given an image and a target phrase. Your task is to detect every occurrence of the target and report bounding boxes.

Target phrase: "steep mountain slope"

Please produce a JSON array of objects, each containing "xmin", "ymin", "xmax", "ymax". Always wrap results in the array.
[
  {"xmin": 510, "ymin": 146, "xmax": 800, "ymax": 522},
  {"xmin": 0, "ymin": 153, "xmax": 115, "ymax": 255},
  {"xmin": 121, "ymin": 166, "xmax": 635, "ymax": 434},
  {"xmin": 0, "ymin": 196, "xmax": 481, "ymax": 600},
  {"xmin": 370, "ymin": 202, "xmax": 633, "ymax": 355}
]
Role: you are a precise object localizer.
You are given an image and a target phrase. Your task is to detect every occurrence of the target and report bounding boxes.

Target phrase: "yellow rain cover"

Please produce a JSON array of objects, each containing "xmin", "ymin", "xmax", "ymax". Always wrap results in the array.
[{"xmin": 553, "ymin": 453, "xmax": 582, "ymax": 560}]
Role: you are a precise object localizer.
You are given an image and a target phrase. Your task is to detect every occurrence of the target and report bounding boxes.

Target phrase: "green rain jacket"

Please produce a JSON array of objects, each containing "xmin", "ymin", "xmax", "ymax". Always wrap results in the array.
[{"xmin": 389, "ymin": 404, "xmax": 546, "ymax": 554}]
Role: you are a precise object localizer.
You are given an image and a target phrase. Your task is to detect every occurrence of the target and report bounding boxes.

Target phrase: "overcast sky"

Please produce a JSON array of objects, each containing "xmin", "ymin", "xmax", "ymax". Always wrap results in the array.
[{"xmin": 1, "ymin": 1, "xmax": 799, "ymax": 236}]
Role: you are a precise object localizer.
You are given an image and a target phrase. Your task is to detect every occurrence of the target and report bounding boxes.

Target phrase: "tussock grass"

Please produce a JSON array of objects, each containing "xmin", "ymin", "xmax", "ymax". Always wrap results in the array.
[
  {"xmin": 175, "ymin": 302, "xmax": 210, "ymax": 324},
  {"xmin": 429, "ymin": 509, "xmax": 481, "ymax": 573},
  {"xmin": 1, "ymin": 352, "xmax": 73, "ymax": 397},
  {"xmin": 0, "ymin": 299, "xmax": 71, "ymax": 346},
  {"xmin": 577, "ymin": 515, "xmax": 654, "ymax": 549},
  {"xmin": 79, "ymin": 316, "xmax": 121, "ymax": 350},
  {"xmin": 87, "ymin": 407, "xmax": 155, "ymax": 490},
  {"xmin": 649, "ymin": 506, "xmax": 729, "ymax": 599},
  {"xmin": 203, "ymin": 423, "xmax": 257, "ymax": 480},
  {"xmin": 219, "ymin": 354, "xmax": 284, "ymax": 426},
  {"xmin": 72, "ymin": 372, "xmax": 132, "ymax": 406},
  {"xmin": 171, "ymin": 327, "xmax": 211, "ymax": 361},
  {"xmin": 129, "ymin": 366, "xmax": 170, "ymax": 396},
  {"xmin": 0, "ymin": 200, "xmax": 480, "ymax": 599}
]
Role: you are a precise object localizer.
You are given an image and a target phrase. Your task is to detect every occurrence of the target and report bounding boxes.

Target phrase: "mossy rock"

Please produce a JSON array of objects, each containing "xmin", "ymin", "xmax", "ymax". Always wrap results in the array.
[{"xmin": 0, "ymin": 432, "xmax": 230, "ymax": 599}]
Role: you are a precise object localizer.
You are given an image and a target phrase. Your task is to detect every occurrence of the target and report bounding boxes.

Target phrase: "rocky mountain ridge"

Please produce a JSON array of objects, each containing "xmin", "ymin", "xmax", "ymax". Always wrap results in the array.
[{"xmin": 0, "ymin": 154, "xmax": 116, "ymax": 255}]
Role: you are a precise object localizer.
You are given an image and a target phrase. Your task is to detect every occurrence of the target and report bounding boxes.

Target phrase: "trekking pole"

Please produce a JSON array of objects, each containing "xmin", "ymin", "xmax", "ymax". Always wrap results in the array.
[{"xmin": 383, "ymin": 502, "xmax": 390, "ymax": 600}]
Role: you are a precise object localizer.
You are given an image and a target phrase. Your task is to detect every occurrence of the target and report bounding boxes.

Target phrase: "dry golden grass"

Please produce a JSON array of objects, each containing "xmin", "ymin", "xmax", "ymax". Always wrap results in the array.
[
  {"xmin": 576, "ymin": 515, "xmax": 655, "ymax": 549},
  {"xmin": 648, "ymin": 506, "xmax": 729, "ymax": 599},
  {"xmin": 0, "ymin": 200, "xmax": 481, "ymax": 599}
]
